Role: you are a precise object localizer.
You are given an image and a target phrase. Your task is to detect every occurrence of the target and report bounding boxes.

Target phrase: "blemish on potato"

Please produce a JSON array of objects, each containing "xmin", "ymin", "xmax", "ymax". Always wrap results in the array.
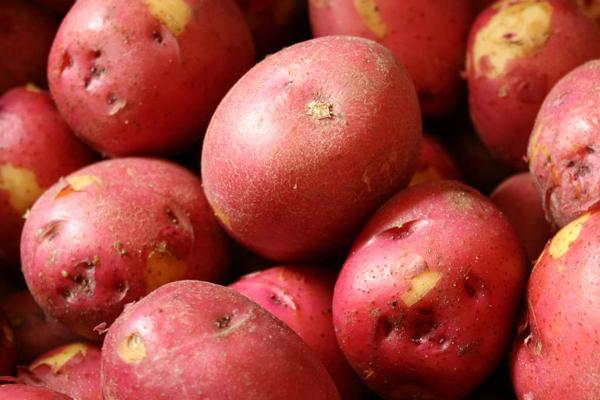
[
  {"xmin": 306, "ymin": 100, "xmax": 333, "ymax": 120},
  {"xmin": 409, "ymin": 166, "xmax": 442, "ymax": 186},
  {"xmin": 143, "ymin": 0, "xmax": 192, "ymax": 37},
  {"xmin": 107, "ymin": 94, "xmax": 127, "ymax": 116},
  {"xmin": 213, "ymin": 206, "xmax": 232, "ymax": 231},
  {"xmin": 311, "ymin": 0, "xmax": 328, "ymax": 8},
  {"xmin": 145, "ymin": 242, "xmax": 187, "ymax": 292},
  {"xmin": 548, "ymin": 212, "xmax": 590, "ymax": 259},
  {"xmin": 2, "ymin": 323, "xmax": 14, "ymax": 345},
  {"xmin": 55, "ymin": 175, "xmax": 102, "ymax": 199},
  {"xmin": 473, "ymin": 1, "xmax": 552, "ymax": 79},
  {"xmin": 118, "ymin": 333, "xmax": 146, "ymax": 364},
  {"xmin": 215, "ymin": 311, "xmax": 256, "ymax": 339},
  {"xmin": 31, "ymin": 343, "xmax": 88, "ymax": 373},
  {"xmin": 25, "ymin": 83, "xmax": 42, "ymax": 93},
  {"xmin": 401, "ymin": 271, "xmax": 443, "ymax": 307},
  {"xmin": 361, "ymin": 171, "xmax": 372, "ymax": 192},
  {"xmin": 353, "ymin": 0, "xmax": 387, "ymax": 39},
  {"xmin": 0, "ymin": 164, "xmax": 44, "ymax": 215}
]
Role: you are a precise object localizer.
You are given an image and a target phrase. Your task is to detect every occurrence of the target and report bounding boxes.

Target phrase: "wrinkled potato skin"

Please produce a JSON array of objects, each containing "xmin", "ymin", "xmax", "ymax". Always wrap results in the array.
[
  {"xmin": 333, "ymin": 181, "xmax": 527, "ymax": 400},
  {"xmin": 410, "ymin": 134, "xmax": 462, "ymax": 186},
  {"xmin": 101, "ymin": 281, "xmax": 340, "ymax": 400},
  {"xmin": 511, "ymin": 210, "xmax": 600, "ymax": 399},
  {"xmin": 0, "ymin": 311, "xmax": 17, "ymax": 375},
  {"xmin": 202, "ymin": 36, "xmax": 421, "ymax": 262},
  {"xmin": 0, "ymin": 384, "xmax": 73, "ymax": 399},
  {"xmin": 48, "ymin": 0, "xmax": 255, "ymax": 156},
  {"xmin": 21, "ymin": 158, "xmax": 230, "ymax": 340}
]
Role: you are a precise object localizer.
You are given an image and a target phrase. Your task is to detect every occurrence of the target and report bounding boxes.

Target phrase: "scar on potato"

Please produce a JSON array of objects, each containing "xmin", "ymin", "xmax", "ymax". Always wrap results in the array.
[
  {"xmin": 409, "ymin": 166, "xmax": 442, "ymax": 187},
  {"xmin": 353, "ymin": 0, "xmax": 387, "ymax": 39},
  {"xmin": 118, "ymin": 333, "xmax": 146, "ymax": 364},
  {"xmin": 401, "ymin": 271, "xmax": 443, "ymax": 307},
  {"xmin": 55, "ymin": 175, "xmax": 102, "ymax": 200},
  {"xmin": 548, "ymin": 212, "xmax": 590, "ymax": 259},
  {"xmin": 306, "ymin": 100, "xmax": 333, "ymax": 120},
  {"xmin": 143, "ymin": 0, "xmax": 191, "ymax": 36},
  {"xmin": 0, "ymin": 164, "xmax": 44, "ymax": 215},
  {"xmin": 145, "ymin": 242, "xmax": 187, "ymax": 292},
  {"xmin": 31, "ymin": 343, "xmax": 88, "ymax": 373},
  {"xmin": 215, "ymin": 311, "xmax": 256, "ymax": 339},
  {"xmin": 473, "ymin": 0, "xmax": 552, "ymax": 79}
]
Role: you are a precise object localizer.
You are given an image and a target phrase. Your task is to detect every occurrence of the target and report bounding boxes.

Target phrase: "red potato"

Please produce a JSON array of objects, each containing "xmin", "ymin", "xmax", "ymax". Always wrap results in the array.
[
  {"xmin": 0, "ymin": 291, "xmax": 81, "ymax": 364},
  {"xmin": 410, "ymin": 134, "xmax": 462, "ymax": 186},
  {"xmin": 0, "ymin": 1, "xmax": 58, "ymax": 94},
  {"xmin": 491, "ymin": 173, "xmax": 553, "ymax": 262},
  {"xmin": 0, "ymin": 86, "xmax": 98, "ymax": 268},
  {"xmin": 48, "ymin": 0, "xmax": 255, "ymax": 157},
  {"xmin": 230, "ymin": 266, "xmax": 367, "ymax": 399},
  {"xmin": 202, "ymin": 36, "xmax": 421, "ymax": 262},
  {"xmin": 528, "ymin": 60, "xmax": 600, "ymax": 228},
  {"xmin": 102, "ymin": 280, "xmax": 340, "ymax": 399},
  {"xmin": 511, "ymin": 210, "xmax": 600, "ymax": 399},
  {"xmin": 309, "ymin": 0, "xmax": 473, "ymax": 119},
  {"xmin": 333, "ymin": 180, "xmax": 527, "ymax": 400},
  {"xmin": 0, "ymin": 384, "xmax": 73, "ymax": 399},
  {"xmin": 18, "ymin": 343, "xmax": 101, "ymax": 400},
  {"xmin": 466, "ymin": 0, "xmax": 600, "ymax": 170},
  {"xmin": 21, "ymin": 158, "xmax": 230, "ymax": 340},
  {"xmin": 0, "ymin": 311, "xmax": 16, "ymax": 375}
]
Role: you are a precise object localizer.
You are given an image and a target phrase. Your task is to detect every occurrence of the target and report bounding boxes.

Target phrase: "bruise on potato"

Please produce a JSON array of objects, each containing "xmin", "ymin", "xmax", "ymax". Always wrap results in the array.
[
  {"xmin": 0, "ymin": 164, "xmax": 44, "ymax": 215},
  {"xmin": 30, "ymin": 342, "xmax": 88, "ymax": 373},
  {"xmin": 143, "ymin": 0, "xmax": 192, "ymax": 36},
  {"xmin": 353, "ymin": 0, "xmax": 387, "ymax": 38},
  {"xmin": 548, "ymin": 212, "xmax": 589, "ymax": 259}
]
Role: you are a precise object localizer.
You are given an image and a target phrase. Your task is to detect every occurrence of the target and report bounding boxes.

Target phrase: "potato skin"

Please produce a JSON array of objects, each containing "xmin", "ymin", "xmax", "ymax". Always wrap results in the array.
[
  {"xmin": 467, "ymin": 0, "xmax": 600, "ymax": 170},
  {"xmin": 101, "ymin": 280, "xmax": 340, "ymax": 400},
  {"xmin": 410, "ymin": 134, "xmax": 462, "ymax": 186},
  {"xmin": 48, "ymin": 0, "xmax": 255, "ymax": 157},
  {"xmin": 309, "ymin": 0, "xmax": 473, "ymax": 119},
  {"xmin": 0, "ymin": 384, "xmax": 73, "ymax": 399},
  {"xmin": 202, "ymin": 36, "xmax": 421, "ymax": 262},
  {"xmin": 333, "ymin": 180, "xmax": 527, "ymax": 400},
  {"xmin": 511, "ymin": 210, "xmax": 600, "ymax": 399},
  {"xmin": 230, "ymin": 266, "xmax": 367, "ymax": 399},
  {"xmin": 0, "ymin": 311, "xmax": 16, "ymax": 375},
  {"xmin": 21, "ymin": 158, "xmax": 230, "ymax": 339},
  {"xmin": 0, "ymin": 86, "xmax": 97, "ymax": 268}
]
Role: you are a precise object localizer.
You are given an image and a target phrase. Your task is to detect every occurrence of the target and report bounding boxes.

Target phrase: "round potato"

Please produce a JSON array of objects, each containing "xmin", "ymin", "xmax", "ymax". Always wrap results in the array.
[{"xmin": 410, "ymin": 134, "xmax": 462, "ymax": 186}]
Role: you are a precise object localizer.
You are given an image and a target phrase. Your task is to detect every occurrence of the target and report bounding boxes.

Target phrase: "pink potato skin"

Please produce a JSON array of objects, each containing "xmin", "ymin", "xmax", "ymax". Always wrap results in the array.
[
  {"xmin": 528, "ymin": 60, "xmax": 600, "ymax": 228},
  {"xmin": 0, "ymin": 87, "xmax": 98, "ymax": 268},
  {"xmin": 410, "ymin": 134, "xmax": 462, "ymax": 186},
  {"xmin": 511, "ymin": 210, "xmax": 600, "ymax": 399},
  {"xmin": 202, "ymin": 36, "xmax": 421, "ymax": 262},
  {"xmin": 309, "ymin": 0, "xmax": 473, "ymax": 119},
  {"xmin": 491, "ymin": 173, "xmax": 553, "ymax": 262},
  {"xmin": 101, "ymin": 280, "xmax": 341, "ymax": 400},
  {"xmin": 0, "ymin": 311, "xmax": 17, "ymax": 375},
  {"xmin": 20, "ymin": 158, "xmax": 230, "ymax": 340},
  {"xmin": 466, "ymin": 0, "xmax": 600, "ymax": 170},
  {"xmin": 0, "ymin": 384, "xmax": 73, "ymax": 399},
  {"xmin": 47, "ymin": 0, "xmax": 255, "ymax": 157},
  {"xmin": 333, "ymin": 180, "xmax": 527, "ymax": 400},
  {"xmin": 230, "ymin": 266, "xmax": 367, "ymax": 399},
  {"xmin": 0, "ymin": 291, "xmax": 81, "ymax": 364},
  {"xmin": 18, "ymin": 343, "xmax": 101, "ymax": 400}
]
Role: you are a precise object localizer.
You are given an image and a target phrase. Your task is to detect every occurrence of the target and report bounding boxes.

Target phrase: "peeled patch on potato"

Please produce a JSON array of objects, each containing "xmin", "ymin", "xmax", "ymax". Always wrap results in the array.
[
  {"xmin": 118, "ymin": 333, "xmax": 146, "ymax": 364},
  {"xmin": 0, "ymin": 164, "xmax": 44, "ymax": 215},
  {"xmin": 400, "ymin": 271, "xmax": 443, "ymax": 307},
  {"xmin": 55, "ymin": 175, "xmax": 102, "ymax": 199},
  {"xmin": 143, "ymin": 0, "xmax": 191, "ymax": 36},
  {"xmin": 30, "ymin": 343, "xmax": 88, "ymax": 373},
  {"xmin": 548, "ymin": 212, "xmax": 590, "ymax": 259},
  {"xmin": 353, "ymin": 0, "xmax": 387, "ymax": 38},
  {"xmin": 145, "ymin": 242, "xmax": 187, "ymax": 292}
]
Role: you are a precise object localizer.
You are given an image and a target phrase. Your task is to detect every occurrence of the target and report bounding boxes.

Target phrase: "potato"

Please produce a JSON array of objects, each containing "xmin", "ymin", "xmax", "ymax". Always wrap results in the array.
[
  {"xmin": 577, "ymin": 0, "xmax": 600, "ymax": 24},
  {"xmin": 0, "ymin": 86, "xmax": 97, "ymax": 268},
  {"xmin": 18, "ymin": 343, "xmax": 101, "ymax": 400},
  {"xmin": 528, "ymin": 60, "xmax": 600, "ymax": 227},
  {"xmin": 0, "ymin": 291, "xmax": 81, "ymax": 364},
  {"xmin": 333, "ymin": 180, "xmax": 527, "ymax": 399},
  {"xmin": 0, "ymin": 384, "xmax": 73, "ymax": 399},
  {"xmin": 21, "ymin": 158, "xmax": 230, "ymax": 339},
  {"xmin": 101, "ymin": 280, "xmax": 340, "ymax": 399},
  {"xmin": 491, "ymin": 173, "xmax": 553, "ymax": 262},
  {"xmin": 230, "ymin": 266, "xmax": 367, "ymax": 399},
  {"xmin": 410, "ymin": 134, "xmax": 462, "ymax": 186},
  {"xmin": 511, "ymin": 210, "xmax": 600, "ymax": 399},
  {"xmin": 466, "ymin": 0, "xmax": 600, "ymax": 170},
  {"xmin": 0, "ymin": 311, "xmax": 16, "ymax": 375},
  {"xmin": 48, "ymin": 0, "xmax": 255, "ymax": 157},
  {"xmin": 309, "ymin": 0, "xmax": 473, "ymax": 119},
  {"xmin": 0, "ymin": 1, "xmax": 58, "ymax": 94},
  {"xmin": 202, "ymin": 36, "xmax": 421, "ymax": 262}
]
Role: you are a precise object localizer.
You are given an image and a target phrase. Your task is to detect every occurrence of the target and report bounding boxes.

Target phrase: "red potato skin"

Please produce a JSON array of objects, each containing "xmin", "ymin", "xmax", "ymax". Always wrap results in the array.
[
  {"xmin": 48, "ymin": 0, "xmax": 255, "ymax": 157},
  {"xmin": 309, "ymin": 0, "xmax": 473, "ymax": 119},
  {"xmin": 333, "ymin": 180, "xmax": 527, "ymax": 400},
  {"xmin": 101, "ymin": 280, "xmax": 341, "ymax": 400},
  {"xmin": 18, "ymin": 343, "xmax": 101, "ymax": 400},
  {"xmin": 230, "ymin": 266, "xmax": 367, "ymax": 399},
  {"xmin": 491, "ymin": 173, "xmax": 553, "ymax": 262},
  {"xmin": 0, "ymin": 87, "xmax": 98, "ymax": 268},
  {"xmin": 466, "ymin": 0, "xmax": 600, "ymax": 170},
  {"xmin": 0, "ymin": 291, "xmax": 81, "ymax": 364},
  {"xmin": 202, "ymin": 36, "xmax": 421, "ymax": 262},
  {"xmin": 511, "ymin": 210, "xmax": 600, "ymax": 399},
  {"xmin": 528, "ymin": 60, "xmax": 600, "ymax": 228},
  {"xmin": 20, "ymin": 158, "xmax": 230, "ymax": 340},
  {"xmin": 0, "ymin": 384, "xmax": 73, "ymax": 399},
  {"xmin": 410, "ymin": 134, "xmax": 462, "ymax": 186},
  {"xmin": 0, "ymin": 311, "xmax": 17, "ymax": 375}
]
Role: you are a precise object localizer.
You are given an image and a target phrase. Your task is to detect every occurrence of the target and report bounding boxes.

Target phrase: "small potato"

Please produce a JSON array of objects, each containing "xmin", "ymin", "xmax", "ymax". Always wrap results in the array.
[
  {"xmin": 410, "ymin": 134, "xmax": 462, "ymax": 186},
  {"xmin": 0, "ymin": 384, "xmax": 73, "ymax": 399},
  {"xmin": 333, "ymin": 181, "xmax": 527, "ymax": 399},
  {"xmin": 0, "ymin": 311, "xmax": 17, "ymax": 375},
  {"xmin": 21, "ymin": 158, "xmax": 230, "ymax": 339},
  {"xmin": 101, "ymin": 280, "xmax": 340, "ymax": 399},
  {"xmin": 0, "ymin": 86, "xmax": 98, "ymax": 268},
  {"xmin": 511, "ymin": 210, "xmax": 600, "ymax": 399},
  {"xmin": 48, "ymin": 0, "xmax": 255, "ymax": 156},
  {"xmin": 467, "ymin": 0, "xmax": 600, "ymax": 169},
  {"xmin": 18, "ymin": 343, "xmax": 101, "ymax": 400}
]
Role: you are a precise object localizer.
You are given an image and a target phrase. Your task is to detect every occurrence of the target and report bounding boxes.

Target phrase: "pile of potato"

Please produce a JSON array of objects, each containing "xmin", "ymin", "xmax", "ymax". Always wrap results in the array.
[{"xmin": 1, "ymin": 0, "xmax": 599, "ymax": 399}]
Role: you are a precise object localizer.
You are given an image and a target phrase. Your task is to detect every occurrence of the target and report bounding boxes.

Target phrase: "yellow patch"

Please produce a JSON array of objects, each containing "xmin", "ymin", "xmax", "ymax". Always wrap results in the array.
[
  {"xmin": 311, "ymin": 0, "xmax": 328, "ymax": 7},
  {"xmin": 25, "ymin": 83, "xmax": 42, "ymax": 93},
  {"xmin": 472, "ymin": 0, "xmax": 552, "ymax": 79},
  {"xmin": 0, "ymin": 164, "xmax": 44, "ymax": 215},
  {"xmin": 118, "ymin": 333, "xmax": 146, "ymax": 364},
  {"xmin": 55, "ymin": 175, "xmax": 101, "ymax": 199},
  {"xmin": 409, "ymin": 166, "xmax": 443, "ymax": 186},
  {"xmin": 401, "ymin": 271, "xmax": 443, "ymax": 307},
  {"xmin": 30, "ymin": 343, "xmax": 88, "ymax": 374},
  {"xmin": 145, "ymin": 242, "xmax": 187, "ymax": 292},
  {"xmin": 353, "ymin": 0, "xmax": 387, "ymax": 38},
  {"xmin": 548, "ymin": 213, "xmax": 590, "ymax": 259},
  {"xmin": 306, "ymin": 100, "xmax": 333, "ymax": 120},
  {"xmin": 213, "ymin": 205, "xmax": 232, "ymax": 231},
  {"xmin": 143, "ymin": 0, "xmax": 192, "ymax": 36}
]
